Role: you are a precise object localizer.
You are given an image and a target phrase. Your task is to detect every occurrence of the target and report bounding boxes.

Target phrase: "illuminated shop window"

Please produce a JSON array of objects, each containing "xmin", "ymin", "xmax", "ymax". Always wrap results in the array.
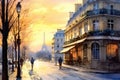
[{"xmin": 107, "ymin": 44, "xmax": 118, "ymax": 57}]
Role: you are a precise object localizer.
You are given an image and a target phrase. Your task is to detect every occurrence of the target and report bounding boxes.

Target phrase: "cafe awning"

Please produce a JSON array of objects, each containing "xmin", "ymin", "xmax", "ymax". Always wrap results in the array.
[
  {"xmin": 63, "ymin": 38, "xmax": 86, "ymax": 47},
  {"xmin": 61, "ymin": 46, "xmax": 74, "ymax": 53}
]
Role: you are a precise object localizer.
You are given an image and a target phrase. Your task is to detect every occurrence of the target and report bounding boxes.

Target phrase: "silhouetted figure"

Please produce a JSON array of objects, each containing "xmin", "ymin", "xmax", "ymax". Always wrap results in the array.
[
  {"xmin": 20, "ymin": 58, "xmax": 24, "ymax": 67},
  {"xmin": 31, "ymin": 57, "xmax": 35, "ymax": 71},
  {"xmin": 77, "ymin": 56, "xmax": 81, "ymax": 65},
  {"xmin": 58, "ymin": 57, "xmax": 63, "ymax": 69}
]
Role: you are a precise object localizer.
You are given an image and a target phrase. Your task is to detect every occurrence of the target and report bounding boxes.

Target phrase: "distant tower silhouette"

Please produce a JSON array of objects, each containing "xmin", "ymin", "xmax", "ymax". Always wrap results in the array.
[
  {"xmin": 41, "ymin": 32, "xmax": 48, "ymax": 52},
  {"xmin": 39, "ymin": 32, "xmax": 51, "ymax": 60}
]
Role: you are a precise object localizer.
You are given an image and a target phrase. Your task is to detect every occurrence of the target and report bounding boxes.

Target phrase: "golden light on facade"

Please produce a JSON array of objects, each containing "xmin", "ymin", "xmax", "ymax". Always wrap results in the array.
[{"xmin": 107, "ymin": 44, "xmax": 118, "ymax": 57}]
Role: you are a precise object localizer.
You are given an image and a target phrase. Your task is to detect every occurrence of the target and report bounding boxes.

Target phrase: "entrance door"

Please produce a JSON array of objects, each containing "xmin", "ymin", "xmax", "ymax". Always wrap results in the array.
[{"xmin": 91, "ymin": 43, "xmax": 100, "ymax": 68}]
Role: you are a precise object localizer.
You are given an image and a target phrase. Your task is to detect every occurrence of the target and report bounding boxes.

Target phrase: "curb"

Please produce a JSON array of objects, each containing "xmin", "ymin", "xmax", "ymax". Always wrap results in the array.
[{"xmin": 63, "ymin": 64, "xmax": 119, "ymax": 74}]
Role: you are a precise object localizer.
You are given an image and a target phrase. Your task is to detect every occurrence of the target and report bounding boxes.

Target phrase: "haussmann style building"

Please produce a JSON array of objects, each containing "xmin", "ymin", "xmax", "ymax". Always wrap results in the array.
[
  {"xmin": 52, "ymin": 29, "xmax": 64, "ymax": 64},
  {"xmin": 61, "ymin": 0, "xmax": 120, "ymax": 70}
]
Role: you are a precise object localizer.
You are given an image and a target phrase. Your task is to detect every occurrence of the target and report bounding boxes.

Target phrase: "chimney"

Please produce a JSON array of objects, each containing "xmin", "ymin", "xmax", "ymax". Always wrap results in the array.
[
  {"xmin": 69, "ymin": 12, "xmax": 74, "ymax": 18},
  {"xmin": 57, "ymin": 29, "xmax": 61, "ymax": 31},
  {"xmin": 75, "ymin": 4, "xmax": 81, "ymax": 12}
]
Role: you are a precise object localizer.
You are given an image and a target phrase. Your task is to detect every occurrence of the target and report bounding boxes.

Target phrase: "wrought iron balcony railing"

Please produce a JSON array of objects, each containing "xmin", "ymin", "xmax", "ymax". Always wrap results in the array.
[
  {"xmin": 86, "ymin": 8, "xmax": 120, "ymax": 16},
  {"xmin": 68, "ymin": 8, "xmax": 120, "ymax": 25},
  {"xmin": 64, "ymin": 30, "xmax": 120, "ymax": 45}
]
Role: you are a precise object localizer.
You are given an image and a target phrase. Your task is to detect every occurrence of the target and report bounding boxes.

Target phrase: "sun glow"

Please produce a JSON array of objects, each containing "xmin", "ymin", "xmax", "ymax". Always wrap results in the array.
[{"xmin": 22, "ymin": 0, "xmax": 82, "ymax": 52}]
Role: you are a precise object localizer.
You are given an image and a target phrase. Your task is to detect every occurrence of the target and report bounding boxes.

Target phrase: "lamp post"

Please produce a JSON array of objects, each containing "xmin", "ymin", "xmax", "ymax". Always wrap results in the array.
[
  {"xmin": 12, "ymin": 45, "xmax": 14, "ymax": 72},
  {"xmin": 16, "ymin": 2, "xmax": 21, "ymax": 79}
]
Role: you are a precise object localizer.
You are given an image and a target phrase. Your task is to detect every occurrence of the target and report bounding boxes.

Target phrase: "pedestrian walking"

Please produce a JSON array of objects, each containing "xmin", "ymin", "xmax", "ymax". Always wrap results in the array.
[
  {"xmin": 30, "ymin": 57, "xmax": 35, "ymax": 71},
  {"xmin": 20, "ymin": 57, "xmax": 24, "ymax": 67},
  {"xmin": 58, "ymin": 57, "xmax": 63, "ymax": 69}
]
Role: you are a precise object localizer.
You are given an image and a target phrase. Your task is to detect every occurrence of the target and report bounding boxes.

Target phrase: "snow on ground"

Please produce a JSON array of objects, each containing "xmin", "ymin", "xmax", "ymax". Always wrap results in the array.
[
  {"xmin": 0, "ymin": 59, "xmax": 119, "ymax": 80},
  {"xmin": 21, "ymin": 60, "xmax": 120, "ymax": 80}
]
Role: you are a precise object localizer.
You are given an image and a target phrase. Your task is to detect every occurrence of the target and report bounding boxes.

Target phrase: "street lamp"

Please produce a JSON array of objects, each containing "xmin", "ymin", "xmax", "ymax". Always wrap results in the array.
[{"xmin": 16, "ymin": 2, "xmax": 21, "ymax": 79}]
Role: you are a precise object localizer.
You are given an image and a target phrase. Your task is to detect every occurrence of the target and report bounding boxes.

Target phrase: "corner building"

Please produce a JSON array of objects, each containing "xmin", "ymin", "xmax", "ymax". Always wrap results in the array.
[{"xmin": 62, "ymin": 0, "xmax": 120, "ymax": 70}]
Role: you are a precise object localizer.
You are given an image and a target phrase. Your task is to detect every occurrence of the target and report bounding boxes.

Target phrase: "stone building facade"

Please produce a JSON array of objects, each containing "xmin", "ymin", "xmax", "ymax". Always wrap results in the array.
[
  {"xmin": 61, "ymin": 0, "xmax": 120, "ymax": 70},
  {"xmin": 52, "ymin": 29, "xmax": 64, "ymax": 64}
]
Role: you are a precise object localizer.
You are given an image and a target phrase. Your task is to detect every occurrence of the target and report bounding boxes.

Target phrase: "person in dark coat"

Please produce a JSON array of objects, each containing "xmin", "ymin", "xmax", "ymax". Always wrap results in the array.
[
  {"xmin": 20, "ymin": 58, "xmax": 24, "ymax": 67},
  {"xmin": 30, "ymin": 57, "xmax": 35, "ymax": 71},
  {"xmin": 58, "ymin": 57, "xmax": 63, "ymax": 69}
]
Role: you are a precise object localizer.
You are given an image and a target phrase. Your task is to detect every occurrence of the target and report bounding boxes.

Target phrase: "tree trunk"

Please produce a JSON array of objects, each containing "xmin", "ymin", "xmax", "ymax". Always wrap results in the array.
[
  {"xmin": 14, "ymin": 35, "xmax": 17, "ymax": 67},
  {"xmin": 2, "ymin": 35, "xmax": 8, "ymax": 80}
]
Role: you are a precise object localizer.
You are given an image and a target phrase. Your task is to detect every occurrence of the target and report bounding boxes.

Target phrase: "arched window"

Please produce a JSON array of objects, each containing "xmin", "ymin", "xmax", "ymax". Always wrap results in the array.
[{"xmin": 91, "ymin": 43, "xmax": 100, "ymax": 59}]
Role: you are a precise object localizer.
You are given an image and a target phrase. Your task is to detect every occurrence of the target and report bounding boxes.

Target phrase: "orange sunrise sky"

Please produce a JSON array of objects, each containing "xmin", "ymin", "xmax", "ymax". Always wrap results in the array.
[{"xmin": 22, "ymin": 0, "xmax": 82, "ymax": 52}]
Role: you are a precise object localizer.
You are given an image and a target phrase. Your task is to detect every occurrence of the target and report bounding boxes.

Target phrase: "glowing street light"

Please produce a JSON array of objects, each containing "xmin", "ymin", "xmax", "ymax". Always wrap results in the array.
[{"xmin": 16, "ymin": 2, "xmax": 22, "ymax": 79}]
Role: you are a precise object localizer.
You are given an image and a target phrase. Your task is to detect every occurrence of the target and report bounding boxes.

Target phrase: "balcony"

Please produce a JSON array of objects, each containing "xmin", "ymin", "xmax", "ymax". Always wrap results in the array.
[
  {"xmin": 85, "ymin": 8, "xmax": 120, "ymax": 17},
  {"xmin": 64, "ymin": 30, "xmax": 120, "ymax": 45},
  {"xmin": 67, "ymin": 8, "xmax": 120, "ymax": 26}
]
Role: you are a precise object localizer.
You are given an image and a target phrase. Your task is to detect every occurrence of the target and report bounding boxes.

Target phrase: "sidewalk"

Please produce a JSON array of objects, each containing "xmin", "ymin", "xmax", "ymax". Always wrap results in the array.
[
  {"xmin": 62, "ymin": 64, "xmax": 113, "ymax": 74},
  {"xmin": 9, "ymin": 60, "xmax": 33, "ymax": 80},
  {"xmin": 9, "ymin": 62, "xmax": 118, "ymax": 80},
  {"xmin": 9, "ymin": 68, "xmax": 17, "ymax": 80},
  {"xmin": 9, "ymin": 68, "xmax": 31, "ymax": 80}
]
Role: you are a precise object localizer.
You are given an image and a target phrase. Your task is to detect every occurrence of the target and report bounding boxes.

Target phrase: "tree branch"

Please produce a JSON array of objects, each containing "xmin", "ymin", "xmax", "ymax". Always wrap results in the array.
[
  {"xmin": 8, "ymin": 16, "xmax": 17, "ymax": 32},
  {"xmin": 6, "ymin": 0, "xmax": 8, "ymax": 19},
  {"xmin": 8, "ymin": 9, "xmax": 16, "ymax": 23},
  {"xmin": 9, "ymin": 0, "xmax": 16, "ymax": 12}
]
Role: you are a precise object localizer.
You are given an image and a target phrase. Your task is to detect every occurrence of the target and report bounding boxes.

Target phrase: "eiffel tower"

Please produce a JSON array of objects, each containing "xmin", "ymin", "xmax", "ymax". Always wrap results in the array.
[
  {"xmin": 38, "ymin": 32, "xmax": 51, "ymax": 60},
  {"xmin": 41, "ymin": 33, "xmax": 48, "ymax": 51}
]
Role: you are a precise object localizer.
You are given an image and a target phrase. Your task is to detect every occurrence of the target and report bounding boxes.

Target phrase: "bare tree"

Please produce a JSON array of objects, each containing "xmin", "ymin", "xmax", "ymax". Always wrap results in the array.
[
  {"xmin": 9, "ymin": 8, "xmax": 31, "ymax": 68},
  {"xmin": 0, "ymin": 0, "xmax": 20, "ymax": 80}
]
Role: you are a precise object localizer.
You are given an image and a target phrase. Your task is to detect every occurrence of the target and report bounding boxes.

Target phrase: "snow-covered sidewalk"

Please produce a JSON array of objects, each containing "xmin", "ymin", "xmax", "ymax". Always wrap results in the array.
[
  {"xmin": 9, "ymin": 61, "xmax": 31, "ymax": 80},
  {"xmin": 9, "ymin": 60, "xmax": 120, "ymax": 80},
  {"xmin": 62, "ymin": 64, "xmax": 110, "ymax": 74}
]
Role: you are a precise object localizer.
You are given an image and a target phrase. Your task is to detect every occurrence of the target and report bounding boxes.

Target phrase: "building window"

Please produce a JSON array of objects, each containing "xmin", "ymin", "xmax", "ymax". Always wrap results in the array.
[
  {"xmin": 108, "ymin": 19, "xmax": 114, "ymax": 30},
  {"xmin": 93, "ymin": 20, "xmax": 99, "ymax": 31},
  {"xmin": 93, "ymin": 2, "xmax": 99, "ymax": 14},
  {"xmin": 107, "ymin": 5, "xmax": 114, "ymax": 14},
  {"xmin": 57, "ymin": 39, "xmax": 59, "ymax": 42},
  {"xmin": 110, "ymin": 5, "xmax": 113, "ymax": 14},
  {"xmin": 84, "ymin": 23, "xmax": 88, "ymax": 33},
  {"xmin": 93, "ymin": 3, "xmax": 98, "ymax": 10},
  {"xmin": 91, "ymin": 43, "xmax": 100, "ymax": 59},
  {"xmin": 106, "ymin": 44, "xmax": 118, "ymax": 62},
  {"xmin": 57, "ymin": 44, "xmax": 59, "ymax": 48}
]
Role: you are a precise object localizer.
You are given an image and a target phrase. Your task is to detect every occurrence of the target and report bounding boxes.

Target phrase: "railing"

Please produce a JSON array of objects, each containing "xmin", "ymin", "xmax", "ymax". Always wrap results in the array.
[
  {"xmin": 67, "ymin": 8, "xmax": 120, "ymax": 25},
  {"xmin": 64, "ymin": 30, "xmax": 120, "ymax": 45},
  {"xmin": 86, "ymin": 8, "xmax": 120, "ymax": 16}
]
